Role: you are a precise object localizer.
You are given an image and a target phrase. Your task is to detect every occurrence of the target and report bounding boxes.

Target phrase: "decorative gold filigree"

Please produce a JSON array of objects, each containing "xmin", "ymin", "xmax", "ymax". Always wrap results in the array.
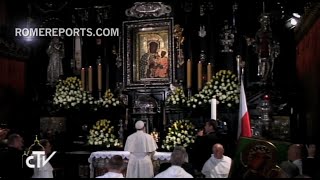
[
  {"xmin": 241, "ymin": 140, "xmax": 280, "ymax": 178},
  {"xmin": 173, "ymin": 24, "xmax": 185, "ymax": 68}
]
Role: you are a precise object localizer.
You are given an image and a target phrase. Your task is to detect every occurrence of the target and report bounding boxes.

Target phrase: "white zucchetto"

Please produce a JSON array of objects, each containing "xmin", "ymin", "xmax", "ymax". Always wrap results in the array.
[{"xmin": 135, "ymin": 120, "xmax": 144, "ymax": 130}]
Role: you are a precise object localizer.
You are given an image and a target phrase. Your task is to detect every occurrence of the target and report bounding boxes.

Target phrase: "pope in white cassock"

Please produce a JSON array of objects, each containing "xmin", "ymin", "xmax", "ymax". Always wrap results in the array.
[
  {"xmin": 124, "ymin": 120, "xmax": 158, "ymax": 178},
  {"xmin": 201, "ymin": 143, "xmax": 232, "ymax": 178}
]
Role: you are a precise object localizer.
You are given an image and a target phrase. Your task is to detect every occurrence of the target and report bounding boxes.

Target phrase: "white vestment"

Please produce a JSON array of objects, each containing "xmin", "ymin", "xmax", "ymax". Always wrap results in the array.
[
  {"xmin": 124, "ymin": 130, "xmax": 158, "ymax": 178},
  {"xmin": 201, "ymin": 155, "xmax": 232, "ymax": 178},
  {"xmin": 154, "ymin": 165, "xmax": 193, "ymax": 178},
  {"xmin": 96, "ymin": 172, "xmax": 124, "ymax": 178},
  {"xmin": 31, "ymin": 155, "xmax": 54, "ymax": 178},
  {"xmin": 293, "ymin": 159, "xmax": 303, "ymax": 175}
]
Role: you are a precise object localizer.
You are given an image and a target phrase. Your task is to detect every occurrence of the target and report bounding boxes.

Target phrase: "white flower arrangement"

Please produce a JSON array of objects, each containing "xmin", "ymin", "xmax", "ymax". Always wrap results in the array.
[
  {"xmin": 186, "ymin": 70, "xmax": 239, "ymax": 108},
  {"xmin": 94, "ymin": 89, "xmax": 121, "ymax": 110},
  {"xmin": 88, "ymin": 119, "xmax": 121, "ymax": 148},
  {"xmin": 166, "ymin": 87, "xmax": 187, "ymax": 107},
  {"xmin": 53, "ymin": 77, "xmax": 95, "ymax": 110},
  {"xmin": 162, "ymin": 119, "xmax": 196, "ymax": 151}
]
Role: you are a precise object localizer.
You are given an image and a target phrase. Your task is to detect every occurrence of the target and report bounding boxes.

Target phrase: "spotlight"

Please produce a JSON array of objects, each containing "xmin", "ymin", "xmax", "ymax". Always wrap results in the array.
[
  {"xmin": 290, "ymin": 18, "xmax": 297, "ymax": 26},
  {"xmin": 24, "ymin": 36, "xmax": 34, "ymax": 42},
  {"xmin": 285, "ymin": 13, "xmax": 301, "ymax": 29},
  {"xmin": 293, "ymin": 13, "xmax": 301, "ymax": 18}
]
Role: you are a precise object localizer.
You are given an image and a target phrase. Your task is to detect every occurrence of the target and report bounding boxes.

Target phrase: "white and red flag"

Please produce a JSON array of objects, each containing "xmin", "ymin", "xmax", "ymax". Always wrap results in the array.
[{"xmin": 237, "ymin": 80, "xmax": 252, "ymax": 139}]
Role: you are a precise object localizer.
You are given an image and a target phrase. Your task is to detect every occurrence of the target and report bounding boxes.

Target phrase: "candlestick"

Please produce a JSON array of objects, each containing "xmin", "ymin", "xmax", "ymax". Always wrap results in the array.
[
  {"xmin": 98, "ymin": 63, "xmax": 102, "ymax": 89},
  {"xmin": 187, "ymin": 59, "xmax": 192, "ymax": 89},
  {"xmin": 88, "ymin": 66, "xmax": 93, "ymax": 92},
  {"xmin": 125, "ymin": 108, "xmax": 129, "ymax": 130},
  {"xmin": 187, "ymin": 89, "xmax": 192, "ymax": 99},
  {"xmin": 163, "ymin": 106, "xmax": 166, "ymax": 126},
  {"xmin": 81, "ymin": 68, "xmax": 85, "ymax": 90},
  {"xmin": 98, "ymin": 63, "xmax": 102, "ymax": 98},
  {"xmin": 197, "ymin": 61, "xmax": 202, "ymax": 91},
  {"xmin": 105, "ymin": 64, "xmax": 109, "ymax": 90},
  {"xmin": 211, "ymin": 97, "xmax": 217, "ymax": 120},
  {"xmin": 236, "ymin": 55, "xmax": 241, "ymax": 83},
  {"xmin": 207, "ymin": 63, "xmax": 212, "ymax": 82}
]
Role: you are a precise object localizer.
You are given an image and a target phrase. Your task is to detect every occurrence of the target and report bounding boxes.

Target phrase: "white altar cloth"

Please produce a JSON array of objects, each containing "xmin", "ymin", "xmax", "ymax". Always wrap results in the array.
[{"xmin": 88, "ymin": 151, "xmax": 171, "ymax": 178}]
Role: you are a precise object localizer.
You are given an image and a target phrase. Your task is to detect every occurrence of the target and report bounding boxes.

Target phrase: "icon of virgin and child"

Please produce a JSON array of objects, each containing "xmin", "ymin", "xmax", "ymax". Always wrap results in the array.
[{"xmin": 140, "ymin": 41, "xmax": 169, "ymax": 79}]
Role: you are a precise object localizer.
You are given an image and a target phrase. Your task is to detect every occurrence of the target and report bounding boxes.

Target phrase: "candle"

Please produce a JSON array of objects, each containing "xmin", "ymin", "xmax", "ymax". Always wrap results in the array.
[
  {"xmin": 207, "ymin": 63, "xmax": 212, "ymax": 82},
  {"xmin": 197, "ymin": 61, "xmax": 202, "ymax": 91},
  {"xmin": 211, "ymin": 97, "xmax": 217, "ymax": 120},
  {"xmin": 88, "ymin": 66, "xmax": 92, "ymax": 92},
  {"xmin": 187, "ymin": 59, "xmax": 192, "ymax": 88},
  {"xmin": 81, "ymin": 68, "xmax": 85, "ymax": 90},
  {"xmin": 98, "ymin": 63, "xmax": 102, "ymax": 90}
]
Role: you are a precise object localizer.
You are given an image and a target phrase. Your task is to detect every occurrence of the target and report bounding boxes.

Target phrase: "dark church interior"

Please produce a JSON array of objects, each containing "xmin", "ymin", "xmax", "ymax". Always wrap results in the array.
[{"xmin": 0, "ymin": 0, "xmax": 320, "ymax": 178}]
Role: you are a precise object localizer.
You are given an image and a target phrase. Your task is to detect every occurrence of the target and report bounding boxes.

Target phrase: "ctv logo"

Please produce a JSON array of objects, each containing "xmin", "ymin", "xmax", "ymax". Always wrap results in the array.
[{"xmin": 25, "ymin": 151, "xmax": 56, "ymax": 168}]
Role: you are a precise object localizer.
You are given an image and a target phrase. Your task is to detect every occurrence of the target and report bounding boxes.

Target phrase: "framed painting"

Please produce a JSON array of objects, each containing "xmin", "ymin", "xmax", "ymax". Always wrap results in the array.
[{"xmin": 122, "ymin": 17, "xmax": 175, "ymax": 89}]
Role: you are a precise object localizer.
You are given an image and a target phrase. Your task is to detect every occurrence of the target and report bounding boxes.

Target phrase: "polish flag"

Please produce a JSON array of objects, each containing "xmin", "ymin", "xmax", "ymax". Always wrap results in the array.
[{"xmin": 237, "ymin": 80, "xmax": 252, "ymax": 139}]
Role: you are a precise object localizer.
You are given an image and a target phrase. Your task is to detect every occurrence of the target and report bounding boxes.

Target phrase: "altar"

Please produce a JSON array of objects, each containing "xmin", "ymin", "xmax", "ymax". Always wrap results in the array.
[{"xmin": 88, "ymin": 151, "xmax": 172, "ymax": 178}]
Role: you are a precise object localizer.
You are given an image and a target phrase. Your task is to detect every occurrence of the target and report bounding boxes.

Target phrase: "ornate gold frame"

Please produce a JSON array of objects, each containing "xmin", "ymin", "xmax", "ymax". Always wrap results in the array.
[{"xmin": 122, "ymin": 17, "xmax": 175, "ymax": 89}]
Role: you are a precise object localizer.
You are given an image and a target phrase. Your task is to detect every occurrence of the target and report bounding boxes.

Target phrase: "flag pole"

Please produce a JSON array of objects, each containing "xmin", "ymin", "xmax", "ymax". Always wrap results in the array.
[{"xmin": 237, "ymin": 56, "xmax": 252, "ymax": 139}]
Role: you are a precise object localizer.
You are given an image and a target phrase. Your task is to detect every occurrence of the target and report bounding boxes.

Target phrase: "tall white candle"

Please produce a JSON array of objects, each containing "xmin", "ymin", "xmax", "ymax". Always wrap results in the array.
[
  {"xmin": 98, "ymin": 63, "xmax": 102, "ymax": 90},
  {"xmin": 211, "ymin": 97, "xmax": 217, "ymax": 120}
]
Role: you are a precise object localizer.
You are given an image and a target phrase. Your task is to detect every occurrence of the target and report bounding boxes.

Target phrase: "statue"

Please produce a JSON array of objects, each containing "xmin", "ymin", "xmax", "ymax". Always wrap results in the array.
[
  {"xmin": 46, "ymin": 37, "xmax": 64, "ymax": 86},
  {"xmin": 255, "ymin": 14, "xmax": 280, "ymax": 84}
]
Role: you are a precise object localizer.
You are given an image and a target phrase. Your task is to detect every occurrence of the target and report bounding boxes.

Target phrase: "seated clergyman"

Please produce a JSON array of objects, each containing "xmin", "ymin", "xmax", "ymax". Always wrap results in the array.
[
  {"xmin": 154, "ymin": 146, "xmax": 193, "ymax": 178},
  {"xmin": 201, "ymin": 143, "xmax": 232, "ymax": 178},
  {"xmin": 96, "ymin": 155, "xmax": 125, "ymax": 178}
]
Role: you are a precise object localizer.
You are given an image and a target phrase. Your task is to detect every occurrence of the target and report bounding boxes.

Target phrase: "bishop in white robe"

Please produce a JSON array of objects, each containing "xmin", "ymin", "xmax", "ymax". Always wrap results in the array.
[{"xmin": 124, "ymin": 120, "xmax": 158, "ymax": 178}]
